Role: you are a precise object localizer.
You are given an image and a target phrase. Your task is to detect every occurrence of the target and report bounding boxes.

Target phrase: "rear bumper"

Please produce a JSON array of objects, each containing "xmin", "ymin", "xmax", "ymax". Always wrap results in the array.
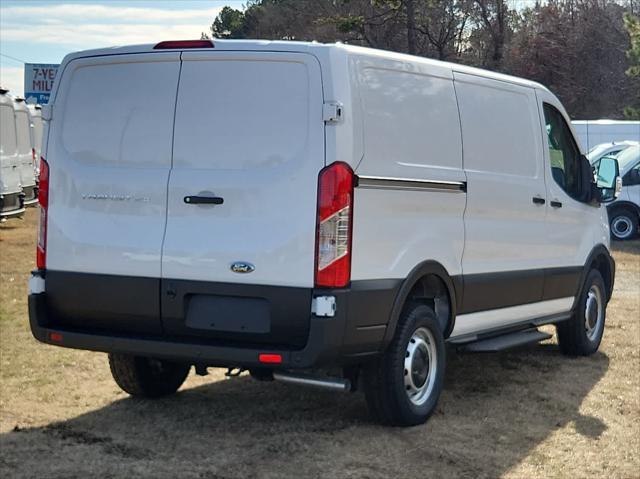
[
  {"xmin": 0, "ymin": 191, "xmax": 25, "ymax": 217},
  {"xmin": 28, "ymin": 274, "xmax": 400, "ymax": 369},
  {"xmin": 22, "ymin": 185, "xmax": 38, "ymax": 206},
  {"xmin": 29, "ymin": 292, "xmax": 343, "ymax": 368}
]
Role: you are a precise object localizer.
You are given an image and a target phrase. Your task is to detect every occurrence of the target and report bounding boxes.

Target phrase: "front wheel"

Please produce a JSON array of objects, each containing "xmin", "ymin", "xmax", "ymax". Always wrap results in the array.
[
  {"xmin": 363, "ymin": 303, "xmax": 446, "ymax": 426},
  {"xmin": 556, "ymin": 269, "xmax": 607, "ymax": 356},
  {"xmin": 609, "ymin": 208, "xmax": 638, "ymax": 240}
]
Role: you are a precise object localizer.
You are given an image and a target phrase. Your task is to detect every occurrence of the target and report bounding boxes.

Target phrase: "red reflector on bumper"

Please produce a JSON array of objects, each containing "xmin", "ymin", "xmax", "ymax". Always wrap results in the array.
[
  {"xmin": 259, "ymin": 354, "xmax": 282, "ymax": 364},
  {"xmin": 49, "ymin": 332, "xmax": 63, "ymax": 342}
]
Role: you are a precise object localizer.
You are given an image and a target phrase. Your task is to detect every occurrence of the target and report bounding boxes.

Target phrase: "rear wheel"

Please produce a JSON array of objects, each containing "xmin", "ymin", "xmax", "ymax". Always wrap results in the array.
[
  {"xmin": 363, "ymin": 303, "xmax": 445, "ymax": 426},
  {"xmin": 556, "ymin": 269, "xmax": 607, "ymax": 356},
  {"xmin": 609, "ymin": 208, "xmax": 638, "ymax": 240},
  {"xmin": 108, "ymin": 353, "xmax": 190, "ymax": 398}
]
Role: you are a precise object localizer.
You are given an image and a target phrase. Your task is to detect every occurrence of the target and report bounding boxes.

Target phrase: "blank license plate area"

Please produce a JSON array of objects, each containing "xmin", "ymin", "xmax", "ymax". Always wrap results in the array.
[{"xmin": 185, "ymin": 295, "xmax": 271, "ymax": 334}]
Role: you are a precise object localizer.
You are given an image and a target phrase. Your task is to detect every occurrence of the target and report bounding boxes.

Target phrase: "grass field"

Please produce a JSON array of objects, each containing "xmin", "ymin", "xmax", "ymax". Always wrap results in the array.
[{"xmin": 1, "ymin": 208, "xmax": 639, "ymax": 478}]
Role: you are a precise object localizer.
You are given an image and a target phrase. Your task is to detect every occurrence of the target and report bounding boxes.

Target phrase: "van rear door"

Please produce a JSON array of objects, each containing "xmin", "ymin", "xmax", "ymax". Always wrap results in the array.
[
  {"xmin": 161, "ymin": 51, "xmax": 325, "ymax": 347},
  {"xmin": 44, "ymin": 53, "xmax": 181, "ymax": 334},
  {"xmin": 1, "ymin": 97, "xmax": 22, "ymax": 199}
]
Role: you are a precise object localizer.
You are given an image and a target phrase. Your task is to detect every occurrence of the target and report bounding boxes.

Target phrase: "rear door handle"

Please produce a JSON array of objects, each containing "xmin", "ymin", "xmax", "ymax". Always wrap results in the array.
[
  {"xmin": 550, "ymin": 200, "xmax": 562, "ymax": 208},
  {"xmin": 532, "ymin": 196, "xmax": 546, "ymax": 205},
  {"xmin": 184, "ymin": 195, "xmax": 224, "ymax": 205}
]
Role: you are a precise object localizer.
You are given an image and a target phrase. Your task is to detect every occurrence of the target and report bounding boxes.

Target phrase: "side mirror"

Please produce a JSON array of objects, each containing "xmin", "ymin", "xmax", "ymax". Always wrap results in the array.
[{"xmin": 593, "ymin": 156, "xmax": 621, "ymax": 203}]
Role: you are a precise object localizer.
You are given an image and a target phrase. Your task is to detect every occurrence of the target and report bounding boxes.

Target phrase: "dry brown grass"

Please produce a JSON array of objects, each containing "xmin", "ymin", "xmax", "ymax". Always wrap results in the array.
[{"xmin": 1, "ymin": 208, "xmax": 639, "ymax": 478}]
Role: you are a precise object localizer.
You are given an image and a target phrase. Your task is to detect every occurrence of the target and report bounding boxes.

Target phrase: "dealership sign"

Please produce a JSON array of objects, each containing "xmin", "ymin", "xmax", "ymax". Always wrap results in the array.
[{"xmin": 24, "ymin": 63, "xmax": 60, "ymax": 104}]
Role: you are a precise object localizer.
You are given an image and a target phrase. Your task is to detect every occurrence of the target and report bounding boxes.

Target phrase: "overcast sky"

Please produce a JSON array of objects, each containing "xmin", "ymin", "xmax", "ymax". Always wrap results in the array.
[{"xmin": 0, "ymin": 0, "xmax": 244, "ymax": 95}]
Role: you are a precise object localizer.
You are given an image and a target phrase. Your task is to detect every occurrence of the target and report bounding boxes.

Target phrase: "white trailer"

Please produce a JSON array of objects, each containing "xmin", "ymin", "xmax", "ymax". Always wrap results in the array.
[{"xmin": 572, "ymin": 120, "xmax": 640, "ymax": 152}]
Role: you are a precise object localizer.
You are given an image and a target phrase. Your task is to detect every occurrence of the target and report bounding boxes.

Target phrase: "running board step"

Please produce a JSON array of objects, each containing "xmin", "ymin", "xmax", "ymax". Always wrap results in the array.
[{"xmin": 460, "ymin": 329, "xmax": 552, "ymax": 353}]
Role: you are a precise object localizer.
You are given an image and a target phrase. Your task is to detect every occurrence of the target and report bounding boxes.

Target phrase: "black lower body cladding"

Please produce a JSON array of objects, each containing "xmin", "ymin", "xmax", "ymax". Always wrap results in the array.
[
  {"xmin": 29, "ymin": 271, "xmax": 402, "ymax": 368},
  {"xmin": 29, "ymin": 252, "xmax": 613, "ymax": 369},
  {"xmin": 22, "ymin": 185, "xmax": 38, "ymax": 204},
  {"xmin": 0, "ymin": 191, "xmax": 24, "ymax": 216}
]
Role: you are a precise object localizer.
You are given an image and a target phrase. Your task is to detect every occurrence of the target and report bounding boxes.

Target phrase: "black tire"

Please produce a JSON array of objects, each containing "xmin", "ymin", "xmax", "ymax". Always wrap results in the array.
[
  {"xmin": 609, "ymin": 207, "xmax": 638, "ymax": 240},
  {"xmin": 556, "ymin": 269, "xmax": 607, "ymax": 357},
  {"xmin": 108, "ymin": 353, "xmax": 190, "ymax": 398},
  {"xmin": 363, "ymin": 303, "xmax": 446, "ymax": 426}
]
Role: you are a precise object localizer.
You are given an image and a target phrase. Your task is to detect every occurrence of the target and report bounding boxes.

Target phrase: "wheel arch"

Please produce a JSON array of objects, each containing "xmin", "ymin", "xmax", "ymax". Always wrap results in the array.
[
  {"xmin": 607, "ymin": 201, "xmax": 640, "ymax": 217},
  {"xmin": 381, "ymin": 261, "xmax": 461, "ymax": 349},
  {"xmin": 574, "ymin": 244, "xmax": 615, "ymax": 307}
]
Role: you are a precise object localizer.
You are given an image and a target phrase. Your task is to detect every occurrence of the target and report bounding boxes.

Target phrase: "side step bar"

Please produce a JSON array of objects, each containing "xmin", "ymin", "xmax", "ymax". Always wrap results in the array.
[
  {"xmin": 273, "ymin": 371, "xmax": 351, "ymax": 392},
  {"xmin": 459, "ymin": 329, "xmax": 552, "ymax": 353}
]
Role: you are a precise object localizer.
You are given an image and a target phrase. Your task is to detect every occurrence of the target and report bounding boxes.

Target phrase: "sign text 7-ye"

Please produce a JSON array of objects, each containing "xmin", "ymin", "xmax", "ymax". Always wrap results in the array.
[{"xmin": 24, "ymin": 63, "xmax": 60, "ymax": 104}]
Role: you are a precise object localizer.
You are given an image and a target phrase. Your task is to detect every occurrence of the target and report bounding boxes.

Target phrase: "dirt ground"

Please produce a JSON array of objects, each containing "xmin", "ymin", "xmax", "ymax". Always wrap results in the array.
[{"xmin": 0, "ymin": 209, "xmax": 638, "ymax": 479}]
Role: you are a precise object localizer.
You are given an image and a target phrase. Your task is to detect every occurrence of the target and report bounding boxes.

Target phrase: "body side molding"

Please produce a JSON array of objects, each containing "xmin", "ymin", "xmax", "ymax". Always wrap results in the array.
[{"xmin": 356, "ymin": 175, "xmax": 467, "ymax": 193}]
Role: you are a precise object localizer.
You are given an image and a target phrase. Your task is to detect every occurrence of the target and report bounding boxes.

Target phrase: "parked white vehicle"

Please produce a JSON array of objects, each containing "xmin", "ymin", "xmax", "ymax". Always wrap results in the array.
[
  {"xmin": 594, "ymin": 145, "xmax": 640, "ymax": 240},
  {"xmin": 0, "ymin": 88, "xmax": 25, "ymax": 219},
  {"xmin": 573, "ymin": 120, "xmax": 640, "ymax": 152},
  {"xmin": 27, "ymin": 104, "xmax": 43, "ymax": 178},
  {"xmin": 587, "ymin": 141, "xmax": 638, "ymax": 164},
  {"xmin": 13, "ymin": 97, "xmax": 38, "ymax": 205},
  {"xmin": 29, "ymin": 40, "xmax": 620, "ymax": 426}
]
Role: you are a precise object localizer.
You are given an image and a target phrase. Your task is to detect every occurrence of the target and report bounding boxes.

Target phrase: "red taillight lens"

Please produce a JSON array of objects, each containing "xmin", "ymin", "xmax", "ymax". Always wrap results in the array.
[
  {"xmin": 315, "ymin": 162, "xmax": 354, "ymax": 288},
  {"xmin": 32, "ymin": 148, "xmax": 36, "ymax": 163},
  {"xmin": 37, "ymin": 157, "xmax": 49, "ymax": 269},
  {"xmin": 153, "ymin": 40, "xmax": 213, "ymax": 49}
]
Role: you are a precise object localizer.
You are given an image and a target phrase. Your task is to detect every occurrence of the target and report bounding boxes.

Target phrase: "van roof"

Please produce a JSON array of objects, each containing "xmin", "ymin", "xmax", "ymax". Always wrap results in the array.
[
  {"xmin": 12, "ymin": 97, "xmax": 29, "ymax": 113},
  {"xmin": 60, "ymin": 39, "xmax": 550, "ymax": 93},
  {"xmin": 0, "ymin": 91, "xmax": 15, "ymax": 107}
]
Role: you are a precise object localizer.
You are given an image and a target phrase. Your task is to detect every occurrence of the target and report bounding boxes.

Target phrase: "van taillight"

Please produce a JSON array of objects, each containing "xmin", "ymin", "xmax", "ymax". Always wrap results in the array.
[
  {"xmin": 36, "ymin": 158, "xmax": 49, "ymax": 270},
  {"xmin": 315, "ymin": 162, "xmax": 354, "ymax": 288},
  {"xmin": 32, "ymin": 148, "xmax": 36, "ymax": 165}
]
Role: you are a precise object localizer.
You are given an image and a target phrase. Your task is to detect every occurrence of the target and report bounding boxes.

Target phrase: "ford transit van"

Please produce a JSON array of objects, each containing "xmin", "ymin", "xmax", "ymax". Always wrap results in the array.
[
  {"xmin": 600, "ymin": 145, "xmax": 640, "ymax": 240},
  {"xmin": 0, "ymin": 88, "xmax": 25, "ymax": 219},
  {"xmin": 13, "ymin": 97, "xmax": 38, "ymax": 205},
  {"xmin": 28, "ymin": 104, "xmax": 43, "ymax": 180},
  {"xmin": 28, "ymin": 40, "xmax": 620, "ymax": 426}
]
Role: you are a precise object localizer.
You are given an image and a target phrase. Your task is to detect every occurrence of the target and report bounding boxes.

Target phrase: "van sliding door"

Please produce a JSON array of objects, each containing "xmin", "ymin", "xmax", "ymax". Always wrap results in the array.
[{"xmin": 454, "ymin": 72, "xmax": 551, "ymax": 332}]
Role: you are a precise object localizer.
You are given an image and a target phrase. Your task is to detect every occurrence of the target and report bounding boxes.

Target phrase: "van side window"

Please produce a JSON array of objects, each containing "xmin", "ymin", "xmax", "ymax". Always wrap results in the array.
[{"xmin": 543, "ymin": 103, "xmax": 582, "ymax": 198}]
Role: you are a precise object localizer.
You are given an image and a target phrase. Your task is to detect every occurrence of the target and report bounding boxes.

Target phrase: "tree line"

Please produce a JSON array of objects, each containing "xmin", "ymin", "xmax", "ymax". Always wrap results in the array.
[{"xmin": 203, "ymin": 0, "xmax": 640, "ymax": 120}]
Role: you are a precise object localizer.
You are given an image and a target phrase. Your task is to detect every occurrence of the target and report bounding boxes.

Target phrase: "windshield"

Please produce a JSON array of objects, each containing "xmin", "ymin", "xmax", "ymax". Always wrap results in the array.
[{"xmin": 615, "ymin": 145, "xmax": 640, "ymax": 173}]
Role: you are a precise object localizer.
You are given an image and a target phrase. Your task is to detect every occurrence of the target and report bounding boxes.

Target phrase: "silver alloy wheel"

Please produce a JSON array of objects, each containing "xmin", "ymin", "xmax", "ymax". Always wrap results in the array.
[
  {"xmin": 611, "ymin": 215, "xmax": 633, "ymax": 239},
  {"xmin": 404, "ymin": 327, "xmax": 437, "ymax": 406},
  {"xmin": 584, "ymin": 284, "xmax": 604, "ymax": 342}
]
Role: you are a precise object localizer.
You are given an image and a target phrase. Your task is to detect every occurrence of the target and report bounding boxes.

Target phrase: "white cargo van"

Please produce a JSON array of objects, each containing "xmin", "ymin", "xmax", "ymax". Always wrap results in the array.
[
  {"xmin": 0, "ymin": 88, "xmax": 25, "ymax": 219},
  {"xmin": 596, "ymin": 145, "xmax": 640, "ymax": 240},
  {"xmin": 29, "ymin": 40, "xmax": 620, "ymax": 426},
  {"xmin": 587, "ymin": 141, "xmax": 637, "ymax": 163},
  {"xmin": 27, "ymin": 104, "xmax": 43, "ymax": 179},
  {"xmin": 13, "ymin": 97, "xmax": 38, "ymax": 205}
]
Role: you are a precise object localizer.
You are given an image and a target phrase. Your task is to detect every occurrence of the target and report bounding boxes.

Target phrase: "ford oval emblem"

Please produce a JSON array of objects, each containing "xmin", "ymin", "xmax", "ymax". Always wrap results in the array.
[{"xmin": 231, "ymin": 262, "xmax": 255, "ymax": 274}]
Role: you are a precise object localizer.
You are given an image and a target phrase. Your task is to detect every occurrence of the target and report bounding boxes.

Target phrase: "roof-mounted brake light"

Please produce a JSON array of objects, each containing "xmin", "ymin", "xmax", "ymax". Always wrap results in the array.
[{"xmin": 153, "ymin": 40, "xmax": 214, "ymax": 50}]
